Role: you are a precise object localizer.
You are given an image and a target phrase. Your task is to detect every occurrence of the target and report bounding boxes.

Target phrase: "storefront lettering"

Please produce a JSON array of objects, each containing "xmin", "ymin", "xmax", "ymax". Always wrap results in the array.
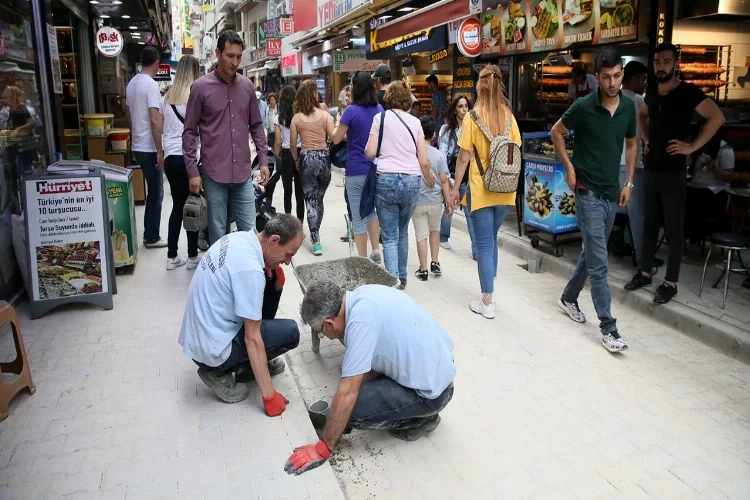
[
  {"xmin": 657, "ymin": 12, "xmax": 665, "ymax": 43},
  {"xmin": 453, "ymin": 80, "xmax": 475, "ymax": 89},
  {"xmin": 525, "ymin": 162, "xmax": 554, "ymax": 173},
  {"xmin": 534, "ymin": 37, "xmax": 556, "ymax": 49},
  {"xmin": 37, "ymin": 180, "xmax": 93, "ymax": 195},
  {"xmin": 319, "ymin": 0, "xmax": 354, "ymax": 26},
  {"xmin": 429, "ymin": 49, "xmax": 448, "ymax": 64},
  {"xmin": 369, "ymin": 28, "xmax": 433, "ymax": 53},
  {"xmin": 601, "ymin": 25, "xmax": 635, "ymax": 39},
  {"xmin": 563, "ymin": 31, "xmax": 593, "ymax": 44},
  {"xmin": 506, "ymin": 41, "xmax": 526, "ymax": 52}
]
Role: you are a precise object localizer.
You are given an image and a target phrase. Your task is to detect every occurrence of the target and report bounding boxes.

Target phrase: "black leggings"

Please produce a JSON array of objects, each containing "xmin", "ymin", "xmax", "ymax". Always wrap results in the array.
[
  {"xmin": 163, "ymin": 155, "xmax": 198, "ymax": 259},
  {"xmin": 281, "ymin": 148, "xmax": 304, "ymax": 222}
]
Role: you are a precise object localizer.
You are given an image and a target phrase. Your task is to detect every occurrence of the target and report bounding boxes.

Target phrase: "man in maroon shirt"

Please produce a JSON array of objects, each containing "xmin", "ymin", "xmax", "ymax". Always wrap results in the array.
[{"xmin": 183, "ymin": 30, "xmax": 269, "ymax": 245}]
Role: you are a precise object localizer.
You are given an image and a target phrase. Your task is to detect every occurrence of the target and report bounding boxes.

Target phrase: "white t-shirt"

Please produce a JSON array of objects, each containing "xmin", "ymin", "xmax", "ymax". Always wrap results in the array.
[
  {"xmin": 567, "ymin": 74, "xmax": 599, "ymax": 102},
  {"xmin": 178, "ymin": 232, "xmax": 266, "ymax": 367},
  {"xmin": 125, "ymin": 73, "xmax": 161, "ymax": 152},
  {"xmin": 338, "ymin": 88, "xmax": 347, "ymax": 107},
  {"xmin": 620, "ymin": 88, "xmax": 645, "ymax": 168},
  {"xmin": 370, "ymin": 109, "xmax": 424, "ymax": 176},
  {"xmin": 159, "ymin": 99, "xmax": 188, "ymax": 159},
  {"xmin": 341, "ymin": 285, "xmax": 455, "ymax": 399},
  {"xmin": 273, "ymin": 115, "xmax": 301, "ymax": 149},
  {"xmin": 690, "ymin": 141, "xmax": 735, "ymax": 194}
]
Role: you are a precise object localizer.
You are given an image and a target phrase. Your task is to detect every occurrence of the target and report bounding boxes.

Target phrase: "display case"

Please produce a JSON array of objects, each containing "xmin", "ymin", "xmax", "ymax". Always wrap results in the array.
[{"xmin": 522, "ymin": 131, "xmax": 578, "ymax": 255}]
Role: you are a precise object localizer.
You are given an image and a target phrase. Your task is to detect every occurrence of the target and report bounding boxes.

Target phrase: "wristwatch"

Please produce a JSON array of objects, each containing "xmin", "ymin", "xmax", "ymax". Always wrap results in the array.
[{"xmin": 624, "ymin": 182, "xmax": 635, "ymax": 190}]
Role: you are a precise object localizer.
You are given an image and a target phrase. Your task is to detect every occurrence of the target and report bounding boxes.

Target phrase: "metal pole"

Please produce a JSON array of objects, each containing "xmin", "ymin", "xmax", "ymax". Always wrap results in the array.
[{"xmin": 31, "ymin": 0, "xmax": 57, "ymax": 161}]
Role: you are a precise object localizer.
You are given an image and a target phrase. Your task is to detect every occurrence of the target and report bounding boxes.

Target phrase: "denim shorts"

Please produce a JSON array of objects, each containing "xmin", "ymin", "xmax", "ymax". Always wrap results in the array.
[{"xmin": 345, "ymin": 174, "xmax": 377, "ymax": 234}]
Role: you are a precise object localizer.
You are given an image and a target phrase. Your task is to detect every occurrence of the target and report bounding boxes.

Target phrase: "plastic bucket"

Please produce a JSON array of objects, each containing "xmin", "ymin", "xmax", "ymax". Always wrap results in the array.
[
  {"xmin": 108, "ymin": 128, "xmax": 130, "ymax": 151},
  {"xmin": 83, "ymin": 113, "xmax": 113, "ymax": 137}
]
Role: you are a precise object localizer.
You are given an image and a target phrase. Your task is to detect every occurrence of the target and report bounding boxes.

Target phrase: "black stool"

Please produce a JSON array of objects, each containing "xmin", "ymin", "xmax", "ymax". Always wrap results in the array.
[{"xmin": 699, "ymin": 232, "xmax": 750, "ymax": 309}]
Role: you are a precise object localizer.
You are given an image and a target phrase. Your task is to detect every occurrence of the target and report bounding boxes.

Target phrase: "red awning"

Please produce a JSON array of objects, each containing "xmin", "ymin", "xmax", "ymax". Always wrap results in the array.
[{"xmin": 374, "ymin": 0, "xmax": 470, "ymax": 44}]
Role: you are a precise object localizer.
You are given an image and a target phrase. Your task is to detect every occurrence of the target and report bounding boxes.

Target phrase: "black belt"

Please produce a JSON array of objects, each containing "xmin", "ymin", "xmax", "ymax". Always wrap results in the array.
[{"xmin": 576, "ymin": 187, "xmax": 610, "ymax": 202}]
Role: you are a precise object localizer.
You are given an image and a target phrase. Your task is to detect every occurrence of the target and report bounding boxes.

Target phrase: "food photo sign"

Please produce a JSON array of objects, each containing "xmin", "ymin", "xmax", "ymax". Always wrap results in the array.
[{"xmin": 480, "ymin": 0, "xmax": 638, "ymax": 56}]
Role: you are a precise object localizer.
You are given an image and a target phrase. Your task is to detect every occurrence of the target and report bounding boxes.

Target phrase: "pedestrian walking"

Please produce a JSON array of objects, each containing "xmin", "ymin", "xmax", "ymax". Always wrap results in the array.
[
  {"xmin": 286, "ymin": 281, "xmax": 455, "ymax": 475},
  {"xmin": 438, "ymin": 96, "xmax": 476, "ymax": 257},
  {"xmin": 426, "ymin": 74, "xmax": 447, "ymax": 128},
  {"xmin": 290, "ymin": 80, "xmax": 335, "ymax": 256},
  {"xmin": 273, "ymin": 86, "xmax": 304, "ymax": 222},
  {"xmin": 365, "ymin": 81, "xmax": 433, "ymax": 289},
  {"xmin": 178, "ymin": 215, "xmax": 303, "ymax": 410},
  {"xmin": 624, "ymin": 42, "xmax": 725, "ymax": 304},
  {"xmin": 451, "ymin": 65, "xmax": 520, "ymax": 319},
  {"xmin": 155, "ymin": 54, "xmax": 202, "ymax": 271},
  {"xmin": 126, "ymin": 45, "xmax": 166, "ymax": 248},
  {"xmin": 554, "ymin": 49, "xmax": 637, "ymax": 352},
  {"xmin": 266, "ymin": 92, "xmax": 278, "ymax": 149},
  {"xmin": 331, "ymin": 72, "xmax": 383, "ymax": 260},
  {"xmin": 182, "ymin": 30, "xmax": 269, "ymax": 246},
  {"xmin": 413, "ymin": 117, "xmax": 452, "ymax": 281},
  {"xmin": 617, "ymin": 61, "xmax": 648, "ymax": 267},
  {"xmin": 372, "ymin": 64, "xmax": 391, "ymax": 109}
]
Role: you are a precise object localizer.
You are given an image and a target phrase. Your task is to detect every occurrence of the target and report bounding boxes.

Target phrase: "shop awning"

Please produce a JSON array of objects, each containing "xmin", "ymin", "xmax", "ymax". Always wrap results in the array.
[
  {"xmin": 293, "ymin": 1, "xmax": 375, "ymax": 47},
  {"xmin": 303, "ymin": 35, "xmax": 350, "ymax": 57},
  {"xmin": 374, "ymin": 0, "xmax": 469, "ymax": 44}
]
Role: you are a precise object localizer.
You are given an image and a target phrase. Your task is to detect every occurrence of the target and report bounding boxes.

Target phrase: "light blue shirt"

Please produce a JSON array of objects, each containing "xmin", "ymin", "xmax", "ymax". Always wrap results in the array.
[
  {"xmin": 341, "ymin": 285, "xmax": 455, "ymax": 399},
  {"xmin": 258, "ymin": 99, "xmax": 268, "ymax": 132},
  {"xmin": 422, "ymin": 145, "xmax": 449, "ymax": 205},
  {"xmin": 178, "ymin": 232, "xmax": 266, "ymax": 367}
]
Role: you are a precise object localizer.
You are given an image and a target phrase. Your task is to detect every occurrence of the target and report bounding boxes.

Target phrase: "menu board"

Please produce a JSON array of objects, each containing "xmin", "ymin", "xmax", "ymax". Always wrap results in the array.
[
  {"xmin": 452, "ymin": 52, "xmax": 477, "ymax": 103},
  {"xmin": 480, "ymin": 0, "xmax": 637, "ymax": 56}
]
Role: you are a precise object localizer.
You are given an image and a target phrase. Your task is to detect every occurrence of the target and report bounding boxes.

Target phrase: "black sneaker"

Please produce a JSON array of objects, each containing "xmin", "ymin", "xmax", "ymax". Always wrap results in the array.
[
  {"xmin": 415, "ymin": 268, "xmax": 428, "ymax": 281},
  {"xmin": 624, "ymin": 273, "xmax": 652, "ymax": 291},
  {"xmin": 654, "ymin": 283, "xmax": 677, "ymax": 304},
  {"xmin": 430, "ymin": 261, "xmax": 442, "ymax": 275}
]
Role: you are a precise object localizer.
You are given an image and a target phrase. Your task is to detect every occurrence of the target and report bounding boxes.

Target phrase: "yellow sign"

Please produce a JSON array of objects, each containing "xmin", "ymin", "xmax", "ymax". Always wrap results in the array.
[{"xmin": 369, "ymin": 27, "xmax": 433, "ymax": 53}]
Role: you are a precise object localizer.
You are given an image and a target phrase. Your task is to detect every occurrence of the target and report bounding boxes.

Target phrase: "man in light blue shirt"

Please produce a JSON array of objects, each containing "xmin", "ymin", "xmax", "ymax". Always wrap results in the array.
[
  {"xmin": 285, "ymin": 282, "xmax": 455, "ymax": 475},
  {"xmin": 178, "ymin": 214, "xmax": 304, "ymax": 416}
]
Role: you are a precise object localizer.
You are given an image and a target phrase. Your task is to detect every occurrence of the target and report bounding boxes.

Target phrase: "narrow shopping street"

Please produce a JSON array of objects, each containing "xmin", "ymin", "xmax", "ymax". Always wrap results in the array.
[{"xmin": 2, "ymin": 169, "xmax": 750, "ymax": 499}]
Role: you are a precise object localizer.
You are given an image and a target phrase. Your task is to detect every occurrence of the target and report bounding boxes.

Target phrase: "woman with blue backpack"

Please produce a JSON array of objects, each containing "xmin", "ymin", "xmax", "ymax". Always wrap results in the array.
[{"xmin": 451, "ymin": 65, "xmax": 522, "ymax": 319}]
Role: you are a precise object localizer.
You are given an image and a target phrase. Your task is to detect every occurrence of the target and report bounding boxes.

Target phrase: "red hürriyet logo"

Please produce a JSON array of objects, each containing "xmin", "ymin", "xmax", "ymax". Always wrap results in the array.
[{"xmin": 36, "ymin": 180, "xmax": 93, "ymax": 195}]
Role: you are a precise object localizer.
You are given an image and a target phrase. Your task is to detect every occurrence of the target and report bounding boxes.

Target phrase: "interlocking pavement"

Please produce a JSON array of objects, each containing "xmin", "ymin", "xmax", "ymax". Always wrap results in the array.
[{"xmin": 1, "ymin": 168, "xmax": 749, "ymax": 499}]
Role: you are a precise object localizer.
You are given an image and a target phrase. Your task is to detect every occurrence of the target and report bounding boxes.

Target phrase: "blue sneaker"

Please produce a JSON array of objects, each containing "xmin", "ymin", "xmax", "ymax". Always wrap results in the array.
[{"xmin": 312, "ymin": 243, "xmax": 323, "ymax": 256}]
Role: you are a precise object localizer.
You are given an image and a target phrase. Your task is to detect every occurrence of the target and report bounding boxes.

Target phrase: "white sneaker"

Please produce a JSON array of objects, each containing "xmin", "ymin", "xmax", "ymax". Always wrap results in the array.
[
  {"xmin": 440, "ymin": 241, "xmax": 452, "ymax": 250},
  {"xmin": 602, "ymin": 332, "xmax": 629, "ymax": 353},
  {"xmin": 186, "ymin": 256, "xmax": 201, "ymax": 270},
  {"xmin": 145, "ymin": 238, "xmax": 168, "ymax": 248},
  {"xmin": 166, "ymin": 256, "xmax": 186, "ymax": 270},
  {"xmin": 470, "ymin": 297, "xmax": 495, "ymax": 319},
  {"xmin": 558, "ymin": 298, "xmax": 586, "ymax": 323}
]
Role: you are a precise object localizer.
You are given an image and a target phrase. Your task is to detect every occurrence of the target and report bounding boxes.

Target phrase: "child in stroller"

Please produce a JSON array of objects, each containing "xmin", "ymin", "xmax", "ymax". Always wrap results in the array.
[{"xmin": 197, "ymin": 148, "xmax": 281, "ymax": 250}]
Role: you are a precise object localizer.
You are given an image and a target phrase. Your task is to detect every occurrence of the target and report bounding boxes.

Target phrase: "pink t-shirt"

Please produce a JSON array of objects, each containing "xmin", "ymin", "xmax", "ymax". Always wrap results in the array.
[{"xmin": 370, "ymin": 110, "xmax": 424, "ymax": 176}]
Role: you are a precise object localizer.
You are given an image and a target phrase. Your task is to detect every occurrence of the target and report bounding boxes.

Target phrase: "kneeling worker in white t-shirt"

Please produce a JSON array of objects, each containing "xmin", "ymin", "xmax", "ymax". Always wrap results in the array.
[
  {"xmin": 285, "ymin": 281, "xmax": 456, "ymax": 475},
  {"xmin": 178, "ymin": 214, "xmax": 304, "ymax": 417}
]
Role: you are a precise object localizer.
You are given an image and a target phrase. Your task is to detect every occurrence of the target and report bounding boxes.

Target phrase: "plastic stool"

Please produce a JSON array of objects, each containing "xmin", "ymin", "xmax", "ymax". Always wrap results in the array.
[
  {"xmin": 0, "ymin": 301, "xmax": 35, "ymax": 421},
  {"xmin": 699, "ymin": 233, "xmax": 750, "ymax": 309}
]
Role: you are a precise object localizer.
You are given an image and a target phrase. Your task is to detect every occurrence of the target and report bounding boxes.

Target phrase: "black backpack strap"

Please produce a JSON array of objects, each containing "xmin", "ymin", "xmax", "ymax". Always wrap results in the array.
[
  {"xmin": 390, "ymin": 110, "xmax": 417, "ymax": 150},
  {"xmin": 171, "ymin": 104, "xmax": 185, "ymax": 124},
  {"xmin": 473, "ymin": 144, "xmax": 486, "ymax": 176},
  {"xmin": 376, "ymin": 110, "xmax": 385, "ymax": 157}
]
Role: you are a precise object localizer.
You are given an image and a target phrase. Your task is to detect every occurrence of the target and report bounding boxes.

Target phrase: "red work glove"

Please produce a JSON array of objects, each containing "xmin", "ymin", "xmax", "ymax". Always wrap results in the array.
[
  {"xmin": 262, "ymin": 391, "xmax": 289, "ymax": 417},
  {"xmin": 284, "ymin": 440, "xmax": 331, "ymax": 476}
]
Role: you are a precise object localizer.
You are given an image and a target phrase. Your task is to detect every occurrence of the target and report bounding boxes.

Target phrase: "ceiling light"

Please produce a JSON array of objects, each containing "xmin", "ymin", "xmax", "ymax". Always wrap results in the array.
[
  {"xmin": 132, "ymin": 33, "xmax": 141, "ymax": 37},
  {"xmin": 378, "ymin": 15, "xmax": 392, "ymax": 20},
  {"xmin": 122, "ymin": 15, "xmax": 130, "ymax": 18},
  {"xmin": 397, "ymin": 7, "xmax": 416, "ymax": 11},
  {"xmin": 138, "ymin": 42, "xmax": 145, "ymax": 45},
  {"xmin": 352, "ymin": 25, "xmax": 360, "ymax": 28},
  {"xmin": 113, "ymin": 0, "xmax": 122, "ymax": 3},
  {"xmin": 100, "ymin": 14, "xmax": 110, "ymax": 18},
  {"xmin": 130, "ymin": 26, "xmax": 138, "ymax": 29},
  {"xmin": 89, "ymin": 0, "xmax": 99, "ymax": 3}
]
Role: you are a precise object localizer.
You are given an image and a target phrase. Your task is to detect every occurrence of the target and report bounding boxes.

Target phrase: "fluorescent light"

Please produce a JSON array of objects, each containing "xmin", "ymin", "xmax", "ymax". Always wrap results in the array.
[
  {"xmin": 132, "ymin": 33, "xmax": 141, "ymax": 37},
  {"xmin": 113, "ymin": 0, "xmax": 122, "ymax": 3},
  {"xmin": 138, "ymin": 42, "xmax": 145, "ymax": 45},
  {"xmin": 100, "ymin": 14, "xmax": 110, "ymax": 18},
  {"xmin": 352, "ymin": 25, "xmax": 360, "ymax": 28},
  {"xmin": 378, "ymin": 15, "xmax": 392, "ymax": 19},
  {"xmin": 89, "ymin": 0, "xmax": 99, "ymax": 3},
  {"xmin": 397, "ymin": 7, "xmax": 416, "ymax": 11},
  {"xmin": 122, "ymin": 15, "xmax": 130, "ymax": 18},
  {"xmin": 130, "ymin": 26, "xmax": 138, "ymax": 29}
]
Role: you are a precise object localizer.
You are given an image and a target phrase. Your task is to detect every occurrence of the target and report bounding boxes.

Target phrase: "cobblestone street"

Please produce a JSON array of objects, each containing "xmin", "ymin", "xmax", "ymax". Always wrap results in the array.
[{"xmin": 2, "ymin": 170, "xmax": 750, "ymax": 499}]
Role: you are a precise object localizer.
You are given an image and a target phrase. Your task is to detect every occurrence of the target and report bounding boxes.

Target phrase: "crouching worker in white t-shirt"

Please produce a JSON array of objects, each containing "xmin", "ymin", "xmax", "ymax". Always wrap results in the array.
[
  {"xmin": 178, "ymin": 214, "xmax": 304, "ymax": 416},
  {"xmin": 285, "ymin": 281, "xmax": 456, "ymax": 475}
]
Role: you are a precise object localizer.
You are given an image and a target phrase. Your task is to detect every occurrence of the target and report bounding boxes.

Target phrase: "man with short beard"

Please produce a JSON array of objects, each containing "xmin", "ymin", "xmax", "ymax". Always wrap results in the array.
[{"xmin": 624, "ymin": 43, "xmax": 725, "ymax": 304}]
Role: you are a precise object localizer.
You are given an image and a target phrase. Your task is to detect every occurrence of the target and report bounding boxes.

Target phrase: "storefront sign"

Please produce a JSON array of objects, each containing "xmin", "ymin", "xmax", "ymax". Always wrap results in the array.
[
  {"xmin": 366, "ymin": 19, "xmax": 448, "ymax": 60},
  {"xmin": 318, "ymin": 0, "xmax": 368, "ymax": 27},
  {"xmin": 282, "ymin": 51, "xmax": 302, "ymax": 76},
  {"xmin": 264, "ymin": 17, "xmax": 293, "ymax": 39},
  {"xmin": 457, "ymin": 17, "xmax": 482, "ymax": 58},
  {"xmin": 452, "ymin": 50, "xmax": 476, "ymax": 103},
  {"xmin": 469, "ymin": 0, "xmax": 482, "ymax": 15},
  {"xmin": 155, "ymin": 63, "xmax": 172, "ymax": 81},
  {"xmin": 95, "ymin": 26, "xmax": 123, "ymax": 57},
  {"xmin": 523, "ymin": 156, "xmax": 579, "ymax": 234},
  {"xmin": 480, "ymin": 0, "xmax": 638, "ymax": 56},
  {"xmin": 333, "ymin": 50, "xmax": 386, "ymax": 72},
  {"xmin": 280, "ymin": 18, "xmax": 295, "ymax": 35},
  {"xmin": 22, "ymin": 169, "xmax": 114, "ymax": 318},
  {"xmin": 259, "ymin": 21, "xmax": 267, "ymax": 48},
  {"xmin": 429, "ymin": 48, "xmax": 449, "ymax": 64},
  {"xmin": 266, "ymin": 39, "xmax": 283, "ymax": 57}
]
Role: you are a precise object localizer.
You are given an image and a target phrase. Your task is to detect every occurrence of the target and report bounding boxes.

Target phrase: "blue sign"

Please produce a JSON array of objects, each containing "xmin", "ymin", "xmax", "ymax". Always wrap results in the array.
[
  {"xmin": 523, "ymin": 159, "xmax": 579, "ymax": 235},
  {"xmin": 366, "ymin": 19, "xmax": 447, "ymax": 60}
]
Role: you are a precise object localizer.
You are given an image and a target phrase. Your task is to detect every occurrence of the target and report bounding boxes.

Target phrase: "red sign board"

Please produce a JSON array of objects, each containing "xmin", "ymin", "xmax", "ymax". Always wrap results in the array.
[
  {"xmin": 457, "ymin": 17, "xmax": 482, "ymax": 58},
  {"xmin": 266, "ymin": 39, "xmax": 282, "ymax": 57},
  {"xmin": 280, "ymin": 18, "xmax": 294, "ymax": 35}
]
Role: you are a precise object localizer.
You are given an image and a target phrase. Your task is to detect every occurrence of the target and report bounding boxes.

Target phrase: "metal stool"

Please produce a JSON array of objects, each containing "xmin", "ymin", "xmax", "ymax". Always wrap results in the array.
[
  {"xmin": 0, "ymin": 301, "xmax": 35, "ymax": 421},
  {"xmin": 699, "ymin": 233, "xmax": 750, "ymax": 309}
]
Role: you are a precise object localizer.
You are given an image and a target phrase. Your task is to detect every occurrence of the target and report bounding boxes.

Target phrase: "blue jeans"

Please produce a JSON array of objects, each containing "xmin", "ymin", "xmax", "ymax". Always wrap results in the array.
[
  {"xmin": 134, "ymin": 151, "xmax": 164, "ymax": 244},
  {"xmin": 441, "ymin": 184, "xmax": 477, "ymax": 257},
  {"xmin": 202, "ymin": 175, "xmax": 257, "ymax": 245},
  {"xmin": 346, "ymin": 174, "xmax": 377, "ymax": 235},
  {"xmin": 618, "ymin": 166, "xmax": 644, "ymax": 265},
  {"xmin": 375, "ymin": 173, "xmax": 420, "ymax": 282},
  {"xmin": 470, "ymin": 201, "xmax": 512, "ymax": 294},
  {"xmin": 562, "ymin": 193, "xmax": 618, "ymax": 334},
  {"xmin": 349, "ymin": 378, "xmax": 454, "ymax": 431}
]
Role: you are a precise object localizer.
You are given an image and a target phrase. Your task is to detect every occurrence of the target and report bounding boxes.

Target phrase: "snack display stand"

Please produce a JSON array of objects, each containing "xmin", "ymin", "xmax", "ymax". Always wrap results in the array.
[{"xmin": 522, "ymin": 131, "xmax": 579, "ymax": 256}]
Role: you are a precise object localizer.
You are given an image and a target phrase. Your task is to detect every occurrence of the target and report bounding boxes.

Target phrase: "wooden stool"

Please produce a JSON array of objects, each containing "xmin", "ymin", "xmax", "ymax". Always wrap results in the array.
[{"xmin": 0, "ymin": 300, "xmax": 35, "ymax": 422}]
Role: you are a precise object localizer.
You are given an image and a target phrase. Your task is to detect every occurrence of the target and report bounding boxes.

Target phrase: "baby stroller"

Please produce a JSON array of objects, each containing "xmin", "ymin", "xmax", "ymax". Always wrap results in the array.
[{"xmin": 196, "ymin": 148, "xmax": 280, "ymax": 250}]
